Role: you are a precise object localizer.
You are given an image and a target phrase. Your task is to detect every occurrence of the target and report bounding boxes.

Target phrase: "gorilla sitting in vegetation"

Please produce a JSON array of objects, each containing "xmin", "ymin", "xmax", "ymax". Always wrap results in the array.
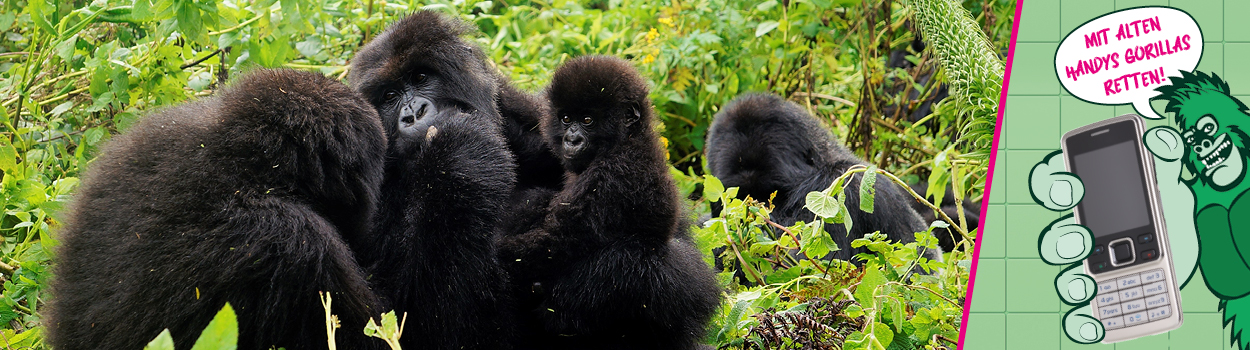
[
  {"xmin": 498, "ymin": 56, "xmax": 721, "ymax": 350},
  {"xmin": 48, "ymin": 69, "xmax": 388, "ymax": 350},
  {"xmin": 349, "ymin": 11, "xmax": 517, "ymax": 350},
  {"xmin": 705, "ymin": 93, "xmax": 942, "ymax": 277}
]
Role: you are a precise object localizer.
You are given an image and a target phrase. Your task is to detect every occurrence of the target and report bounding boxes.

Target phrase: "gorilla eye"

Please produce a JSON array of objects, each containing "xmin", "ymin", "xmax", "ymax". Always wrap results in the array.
[
  {"xmin": 561, "ymin": 115, "xmax": 572, "ymax": 125},
  {"xmin": 415, "ymin": 74, "xmax": 428, "ymax": 83},
  {"xmin": 1204, "ymin": 124, "xmax": 1215, "ymax": 133},
  {"xmin": 383, "ymin": 90, "xmax": 400, "ymax": 101},
  {"xmin": 582, "ymin": 116, "xmax": 593, "ymax": 126}
]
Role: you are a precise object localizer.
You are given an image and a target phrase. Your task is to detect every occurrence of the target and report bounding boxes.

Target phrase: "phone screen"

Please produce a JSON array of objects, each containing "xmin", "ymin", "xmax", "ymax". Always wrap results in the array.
[{"xmin": 1071, "ymin": 139, "xmax": 1153, "ymax": 237}]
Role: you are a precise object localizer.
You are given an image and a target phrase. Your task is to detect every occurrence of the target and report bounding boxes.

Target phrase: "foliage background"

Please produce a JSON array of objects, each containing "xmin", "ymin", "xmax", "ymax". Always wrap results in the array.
[{"xmin": 0, "ymin": 0, "xmax": 1013, "ymax": 348}]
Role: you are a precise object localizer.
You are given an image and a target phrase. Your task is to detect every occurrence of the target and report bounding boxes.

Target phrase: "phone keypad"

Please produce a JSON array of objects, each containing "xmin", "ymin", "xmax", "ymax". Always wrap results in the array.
[{"xmin": 1095, "ymin": 269, "xmax": 1173, "ymax": 330}]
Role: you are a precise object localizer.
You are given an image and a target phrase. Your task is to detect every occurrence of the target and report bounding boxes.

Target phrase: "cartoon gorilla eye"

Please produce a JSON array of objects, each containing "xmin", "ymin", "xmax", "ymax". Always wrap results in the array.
[{"xmin": 1196, "ymin": 115, "xmax": 1218, "ymax": 136}]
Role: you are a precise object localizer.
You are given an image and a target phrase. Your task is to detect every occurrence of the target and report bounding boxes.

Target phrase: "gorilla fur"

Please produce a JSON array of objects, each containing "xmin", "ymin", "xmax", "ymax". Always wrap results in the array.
[
  {"xmin": 496, "ymin": 75, "xmax": 564, "ymax": 235},
  {"xmin": 497, "ymin": 74, "xmax": 563, "ymax": 193},
  {"xmin": 48, "ymin": 69, "xmax": 388, "ymax": 350},
  {"xmin": 498, "ymin": 56, "xmax": 721, "ymax": 350},
  {"xmin": 706, "ymin": 93, "xmax": 942, "ymax": 270},
  {"xmin": 349, "ymin": 11, "xmax": 517, "ymax": 350}
]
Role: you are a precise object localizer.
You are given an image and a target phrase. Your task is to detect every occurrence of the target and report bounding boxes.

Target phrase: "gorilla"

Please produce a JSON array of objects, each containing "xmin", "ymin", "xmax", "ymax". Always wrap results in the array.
[
  {"xmin": 47, "ymin": 69, "xmax": 388, "ymax": 350},
  {"xmin": 497, "ymin": 56, "xmax": 721, "ymax": 350},
  {"xmin": 348, "ymin": 11, "xmax": 517, "ymax": 350},
  {"xmin": 705, "ymin": 93, "xmax": 942, "ymax": 274}
]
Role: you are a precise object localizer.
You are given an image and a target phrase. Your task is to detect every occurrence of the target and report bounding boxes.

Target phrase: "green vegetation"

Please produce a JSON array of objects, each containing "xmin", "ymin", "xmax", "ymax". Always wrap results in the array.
[{"xmin": 0, "ymin": 0, "xmax": 1012, "ymax": 348}]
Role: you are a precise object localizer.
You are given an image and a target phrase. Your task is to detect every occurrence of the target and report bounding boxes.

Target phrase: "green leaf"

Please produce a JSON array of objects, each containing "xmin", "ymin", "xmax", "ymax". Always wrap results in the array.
[
  {"xmin": 755, "ymin": 0, "xmax": 778, "ymax": 12},
  {"xmin": 28, "ymin": 0, "xmax": 57, "ymax": 34},
  {"xmin": 870, "ymin": 322, "xmax": 894, "ymax": 348},
  {"xmin": 854, "ymin": 266, "xmax": 885, "ymax": 304},
  {"xmin": 144, "ymin": 329, "xmax": 176, "ymax": 350},
  {"xmin": 805, "ymin": 190, "xmax": 839, "ymax": 218},
  {"xmin": 859, "ymin": 166, "xmax": 877, "ymax": 214},
  {"xmin": 190, "ymin": 304, "xmax": 239, "ymax": 350},
  {"xmin": 703, "ymin": 175, "xmax": 725, "ymax": 202},
  {"xmin": 364, "ymin": 310, "xmax": 403, "ymax": 343},
  {"xmin": 0, "ymin": 145, "xmax": 19, "ymax": 173},
  {"xmin": 839, "ymin": 193, "xmax": 854, "ymax": 234},
  {"xmin": 755, "ymin": 20, "xmax": 779, "ymax": 37},
  {"xmin": 55, "ymin": 36, "xmax": 78, "ymax": 62},
  {"xmin": 49, "ymin": 102, "xmax": 74, "ymax": 117}
]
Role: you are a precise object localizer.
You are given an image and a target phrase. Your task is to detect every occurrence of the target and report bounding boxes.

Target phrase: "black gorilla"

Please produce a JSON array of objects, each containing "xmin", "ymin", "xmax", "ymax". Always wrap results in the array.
[
  {"xmin": 706, "ymin": 93, "xmax": 942, "ymax": 271},
  {"xmin": 909, "ymin": 183, "xmax": 981, "ymax": 252},
  {"xmin": 48, "ymin": 69, "xmax": 388, "ymax": 350},
  {"xmin": 498, "ymin": 56, "xmax": 721, "ymax": 350},
  {"xmin": 349, "ymin": 11, "xmax": 516, "ymax": 350}
]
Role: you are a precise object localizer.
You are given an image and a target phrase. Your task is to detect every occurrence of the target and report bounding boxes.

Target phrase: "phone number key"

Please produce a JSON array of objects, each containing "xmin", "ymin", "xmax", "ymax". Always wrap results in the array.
[
  {"xmin": 1119, "ymin": 286, "xmax": 1145, "ymax": 301},
  {"xmin": 1140, "ymin": 269, "xmax": 1166, "ymax": 283},
  {"xmin": 1102, "ymin": 316, "xmax": 1126, "ymax": 330},
  {"xmin": 1148, "ymin": 306, "xmax": 1173, "ymax": 321},
  {"xmin": 1142, "ymin": 281, "xmax": 1168, "ymax": 296},
  {"xmin": 1118, "ymin": 274, "xmax": 1142, "ymax": 289},
  {"xmin": 1144, "ymin": 294, "xmax": 1169, "ymax": 309},
  {"xmin": 1124, "ymin": 311, "xmax": 1149, "ymax": 326},
  {"xmin": 1099, "ymin": 304, "xmax": 1123, "ymax": 318}
]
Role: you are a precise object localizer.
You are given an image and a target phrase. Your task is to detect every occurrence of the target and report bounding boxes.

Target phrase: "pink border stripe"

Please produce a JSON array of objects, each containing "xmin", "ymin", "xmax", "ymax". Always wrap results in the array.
[{"xmin": 957, "ymin": 1, "xmax": 1022, "ymax": 349}]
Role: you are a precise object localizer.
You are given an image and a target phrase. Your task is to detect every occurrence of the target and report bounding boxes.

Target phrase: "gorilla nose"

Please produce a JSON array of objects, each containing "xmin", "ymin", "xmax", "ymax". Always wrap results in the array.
[
  {"xmin": 564, "ymin": 133, "xmax": 585, "ymax": 148},
  {"xmin": 399, "ymin": 99, "xmax": 433, "ymax": 129}
]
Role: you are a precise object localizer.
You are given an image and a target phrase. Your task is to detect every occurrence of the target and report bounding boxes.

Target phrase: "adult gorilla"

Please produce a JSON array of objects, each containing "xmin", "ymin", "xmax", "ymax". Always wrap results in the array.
[
  {"xmin": 48, "ymin": 69, "xmax": 388, "ymax": 350},
  {"xmin": 349, "ymin": 11, "xmax": 517, "ymax": 350}
]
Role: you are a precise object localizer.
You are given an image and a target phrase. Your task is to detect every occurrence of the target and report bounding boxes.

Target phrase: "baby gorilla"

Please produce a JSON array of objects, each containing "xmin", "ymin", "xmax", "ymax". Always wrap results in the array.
[
  {"xmin": 48, "ymin": 69, "xmax": 387, "ymax": 350},
  {"xmin": 349, "ymin": 11, "xmax": 517, "ymax": 350},
  {"xmin": 498, "ymin": 56, "xmax": 721, "ymax": 350},
  {"xmin": 706, "ymin": 93, "xmax": 942, "ymax": 275}
]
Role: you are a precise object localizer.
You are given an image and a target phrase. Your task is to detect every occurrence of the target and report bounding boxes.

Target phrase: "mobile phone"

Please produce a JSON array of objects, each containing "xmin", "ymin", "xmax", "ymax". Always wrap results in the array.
[{"xmin": 1061, "ymin": 114, "xmax": 1183, "ymax": 343}]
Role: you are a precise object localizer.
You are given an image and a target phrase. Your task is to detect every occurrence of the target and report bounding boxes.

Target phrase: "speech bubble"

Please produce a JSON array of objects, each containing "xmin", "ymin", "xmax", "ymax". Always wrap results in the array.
[{"xmin": 1054, "ymin": 7, "xmax": 1202, "ymax": 120}]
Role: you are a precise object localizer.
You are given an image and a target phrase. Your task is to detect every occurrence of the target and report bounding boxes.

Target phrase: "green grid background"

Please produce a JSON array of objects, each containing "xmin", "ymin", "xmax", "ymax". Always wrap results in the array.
[{"xmin": 964, "ymin": 0, "xmax": 1250, "ymax": 349}]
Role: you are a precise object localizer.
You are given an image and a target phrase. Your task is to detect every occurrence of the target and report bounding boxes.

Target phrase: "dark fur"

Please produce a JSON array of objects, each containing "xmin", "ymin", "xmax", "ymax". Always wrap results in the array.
[
  {"xmin": 496, "ymin": 75, "xmax": 564, "ymax": 234},
  {"xmin": 706, "ymin": 93, "xmax": 941, "ymax": 274},
  {"xmin": 498, "ymin": 74, "xmax": 564, "ymax": 192},
  {"xmin": 349, "ymin": 11, "xmax": 516, "ymax": 350},
  {"xmin": 48, "ymin": 69, "xmax": 388, "ymax": 350},
  {"xmin": 498, "ymin": 56, "xmax": 721, "ymax": 350},
  {"xmin": 909, "ymin": 183, "xmax": 981, "ymax": 252}
]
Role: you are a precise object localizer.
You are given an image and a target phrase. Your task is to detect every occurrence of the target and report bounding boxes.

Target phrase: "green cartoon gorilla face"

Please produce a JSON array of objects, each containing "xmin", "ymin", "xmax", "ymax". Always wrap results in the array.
[
  {"xmin": 1156, "ymin": 71, "xmax": 1250, "ymax": 193},
  {"xmin": 1181, "ymin": 114, "xmax": 1247, "ymax": 190}
]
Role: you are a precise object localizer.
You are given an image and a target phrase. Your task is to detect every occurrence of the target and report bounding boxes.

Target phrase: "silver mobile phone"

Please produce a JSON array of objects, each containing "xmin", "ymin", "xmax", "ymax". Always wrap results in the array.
[{"xmin": 1061, "ymin": 114, "xmax": 1183, "ymax": 343}]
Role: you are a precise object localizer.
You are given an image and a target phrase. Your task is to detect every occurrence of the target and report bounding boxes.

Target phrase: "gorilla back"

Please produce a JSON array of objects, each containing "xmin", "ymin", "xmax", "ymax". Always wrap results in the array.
[
  {"xmin": 706, "ymin": 93, "xmax": 940, "ymax": 267},
  {"xmin": 48, "ymin": 69, "xmax": 387, "ymax": 350}
]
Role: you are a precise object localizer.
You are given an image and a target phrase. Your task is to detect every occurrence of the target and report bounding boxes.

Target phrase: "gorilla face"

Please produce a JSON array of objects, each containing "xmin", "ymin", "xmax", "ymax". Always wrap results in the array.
[
  {"xmin": 551, "ymin": 105, "xmax": 640, "ymax": 174},
  {"xmin": 364, "ymin": 72, "xmax": 468, "ymax": 151},
  {"xmin": 349, "ymin": 11, "xmax": 499, "ymax": 151}
]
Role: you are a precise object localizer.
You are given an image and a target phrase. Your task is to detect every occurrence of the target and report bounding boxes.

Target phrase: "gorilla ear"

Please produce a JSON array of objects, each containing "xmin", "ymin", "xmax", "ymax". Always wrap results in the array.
[{"xmin": 626, "ymin": 104, "xmax": 641, "ymax": 127}]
